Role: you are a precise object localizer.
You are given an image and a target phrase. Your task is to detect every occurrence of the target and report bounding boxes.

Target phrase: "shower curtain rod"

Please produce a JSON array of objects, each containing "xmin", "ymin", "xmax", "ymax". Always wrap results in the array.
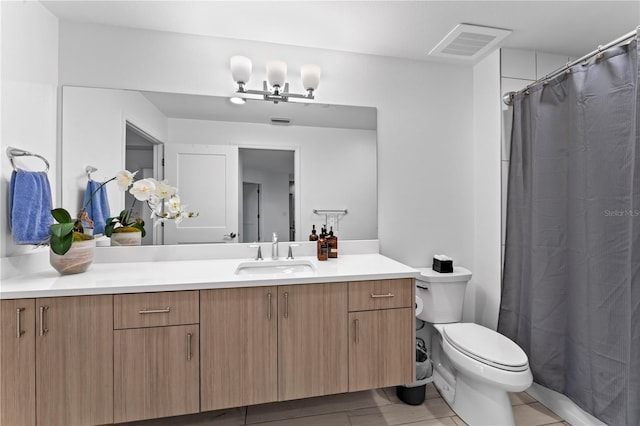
[{"xmin": 503, "ymin": 26, "xmax": 639, "ymax": 106}]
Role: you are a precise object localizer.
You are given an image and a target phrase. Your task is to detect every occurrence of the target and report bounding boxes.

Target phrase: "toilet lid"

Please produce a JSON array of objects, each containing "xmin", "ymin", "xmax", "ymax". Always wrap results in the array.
[{"xmin": 442, "ymin": 323, "xmax": 529, "ymax": 372}]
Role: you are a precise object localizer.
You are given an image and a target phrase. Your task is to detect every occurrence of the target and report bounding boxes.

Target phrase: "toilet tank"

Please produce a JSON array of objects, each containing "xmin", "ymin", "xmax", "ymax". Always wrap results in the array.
[{"xmin": 415, "ymin": 266, "xmax": 472, "ymax": 323}]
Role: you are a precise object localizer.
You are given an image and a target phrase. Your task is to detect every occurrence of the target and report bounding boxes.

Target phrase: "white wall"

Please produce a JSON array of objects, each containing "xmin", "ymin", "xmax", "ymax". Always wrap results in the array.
[
  {"xmin": 57, "ymin": 21, "xmax": 475, "ymax": 269},
  {"xmin": 242, "ymin": 167, "xmax": 290, "ymax": 242},
  {"xmin": 61, "ymin": 86, "xmax": 168, "ymax": 216},
  {"xmin": 1, "ymin": 2, "xmax": 58, "ymax": 257},
  {"xmin": 471, "ymin": 50, "xmax": 501, "ymax": 327},
  {"xmin": 169, "ymin": 119, "xmax": 377, "ymax": 241}
]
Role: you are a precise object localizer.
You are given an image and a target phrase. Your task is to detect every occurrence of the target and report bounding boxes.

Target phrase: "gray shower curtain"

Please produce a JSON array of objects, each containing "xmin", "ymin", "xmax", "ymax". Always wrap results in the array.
[{"xmin": 498, "ymin": 39, "xmax": 639, "ymax": 426}]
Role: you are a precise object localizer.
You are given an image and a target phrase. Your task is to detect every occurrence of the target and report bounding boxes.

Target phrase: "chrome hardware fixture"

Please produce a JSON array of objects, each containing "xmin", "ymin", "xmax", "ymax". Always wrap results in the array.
[
  {"xmin": 138, "ymin": 307, "xmax": 171, "ymax": 314},
  {"xmin": 86, "ymin": 165, "xmax": 98, "ymax": 181},
  {"xmin": 286, "ymin": 244, "xmax": 299, "ymax": 260},
  {"xmin": 267, "ymin": 293, "xmax": 272, "ymax": 320},
  {"xmin": 6, "ymin": 146, "xmax": 50, "ymax": 173},
  {"xmin": 354, "ymin": 319, "xmax": 360, "ymax": 344},
  {"xmin": 16, "ymin": 308, "xmax": 25, "ymax": 338},
  {"xmin": 370, "ymin": 293, "xmax": 395, "ymax": 298},
  {"xmin": 230, "ymin": 56, "xmax": 321, "ymax": 104},
  {"xmin": 272, "ymin": 232, "xmax": 279, "ymax": 260},
  {"xmin": 39, "ymin": 306, "xmax": 48, "ymax": 336},
  {"xmin": 186, "ymin": 333, "xmax": 193, "ymax": 361},
  {"xmin": 249, "ymin": 244, "xmax": 263, "ymax": 261}
]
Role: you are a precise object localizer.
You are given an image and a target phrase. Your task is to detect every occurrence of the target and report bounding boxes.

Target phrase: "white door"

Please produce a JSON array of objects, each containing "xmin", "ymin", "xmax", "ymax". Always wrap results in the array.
[{"xmin": 164, "ymin": 144, "xmax": 239, "ymax": 244}]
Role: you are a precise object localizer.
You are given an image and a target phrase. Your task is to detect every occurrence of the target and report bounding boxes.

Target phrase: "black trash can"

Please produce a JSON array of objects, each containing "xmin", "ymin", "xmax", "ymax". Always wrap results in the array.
[{"xmin": 397, "ymin": 337, "xmax": 431, "ymax": 405}]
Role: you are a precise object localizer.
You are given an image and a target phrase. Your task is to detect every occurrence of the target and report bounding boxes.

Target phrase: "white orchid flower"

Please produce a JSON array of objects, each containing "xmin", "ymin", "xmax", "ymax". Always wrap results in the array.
[
  {"xmin": 155, "ymin": 180, "xmax": 177, "ymax": 200},
  {"xmin": 129, "ymin": 178, "xmax": 156, "ymax": 201},
  {"xmin": 166, "ymin": 196, "xmax": 182, "ymax": 214},
  {"xmin": 115, "ymin": 170, "xmax": 137, "ymax": 191}
]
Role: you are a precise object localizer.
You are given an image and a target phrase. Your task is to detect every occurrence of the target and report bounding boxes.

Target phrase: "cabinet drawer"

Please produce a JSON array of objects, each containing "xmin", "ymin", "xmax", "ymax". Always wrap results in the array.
[
  {"xmin": 114, "ymin": 291, "xmax": 199, "ymax": 329},
  {"xmin": 348, "ymin": 279, "xmax": 413, "ymax": 311}
]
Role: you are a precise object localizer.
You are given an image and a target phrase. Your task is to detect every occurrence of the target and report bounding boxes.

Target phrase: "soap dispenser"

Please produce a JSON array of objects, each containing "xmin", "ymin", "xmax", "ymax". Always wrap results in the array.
[
  {"xmin": 317, "ymin": 231, "xmax": 328, "ymax": 261},
  {"xmin": 327, "ymin": 226, "xmax": 338, "ymax": 258}
]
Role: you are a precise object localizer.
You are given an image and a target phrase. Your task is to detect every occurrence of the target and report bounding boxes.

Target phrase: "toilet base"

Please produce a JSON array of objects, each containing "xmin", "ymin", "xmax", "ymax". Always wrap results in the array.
[{"xmin": 446, "ymin": 373, "xmax": 515, "ymax": 426}]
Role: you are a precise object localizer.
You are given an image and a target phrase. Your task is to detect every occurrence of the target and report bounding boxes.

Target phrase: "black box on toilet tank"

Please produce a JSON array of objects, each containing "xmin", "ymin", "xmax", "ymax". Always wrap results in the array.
[{"xmin": 433, "ymin": 258, "xmax": 453, "ymax": 273}]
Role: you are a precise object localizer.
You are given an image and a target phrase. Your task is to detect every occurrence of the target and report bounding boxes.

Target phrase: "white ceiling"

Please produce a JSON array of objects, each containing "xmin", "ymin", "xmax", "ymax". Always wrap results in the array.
[{"xmin": 43, "ymin": 1, "xmax": 640, "ymax": 62}]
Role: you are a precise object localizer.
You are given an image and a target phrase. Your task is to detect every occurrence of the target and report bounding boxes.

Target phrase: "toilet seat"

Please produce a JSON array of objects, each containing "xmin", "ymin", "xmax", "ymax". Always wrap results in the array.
[{"xmin": 441, "ymin": 323, "xmax": 529, "ymax": 372}]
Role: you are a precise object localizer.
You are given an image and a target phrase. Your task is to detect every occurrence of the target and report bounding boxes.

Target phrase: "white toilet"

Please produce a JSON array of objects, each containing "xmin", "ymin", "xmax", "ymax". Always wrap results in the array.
[{"xmin": 416, "ymin": 267, "xmax": 532, "ymax": 426}]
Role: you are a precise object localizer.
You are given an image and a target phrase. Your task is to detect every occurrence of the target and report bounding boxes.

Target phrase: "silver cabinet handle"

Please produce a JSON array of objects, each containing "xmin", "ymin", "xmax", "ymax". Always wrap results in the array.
[
  {"xmin": 138, "ymin": 307, "xmax": 171, "ymax": 314},
  {"xmin": 370, "ymin": 293, "xmax": 394, "ymax": 298},
  {"xmin": 16, "ymin": 308, "xmax": 25, "ymax": 338},
  {"xmin": 354, "ymin": 319, "xmax": 360, "ymax": 344},
  {"xmin": 39, "ymin": 306, "xmax": 48, "ymax": 336},
  {"xmin": 284, "ymin": 292, "xmax": 289, "ymax": 319},
  {"xmin": 267, "ymin": 293, "xmax": 272, "ymax": 320},
  {"xmin": 186, "ymin": 332, "xmax": 193, "ymax": 361}
]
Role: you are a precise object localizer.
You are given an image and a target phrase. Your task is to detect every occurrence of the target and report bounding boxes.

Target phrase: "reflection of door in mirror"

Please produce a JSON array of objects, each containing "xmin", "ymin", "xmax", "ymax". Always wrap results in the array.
[
  {"xmin": 239, "ymin": 148, "xmax": 294, "ymax": 243},
  {"xmin": 125, "ymin": 124, "xmax": 164, "ymax": 246},
  {"xmin": 242, "ymin": 182, "xmax": 261, "ymax": 243},
  {"xmin": 164, "ymin": 144, "xmax": 239, "ymax": 244}
]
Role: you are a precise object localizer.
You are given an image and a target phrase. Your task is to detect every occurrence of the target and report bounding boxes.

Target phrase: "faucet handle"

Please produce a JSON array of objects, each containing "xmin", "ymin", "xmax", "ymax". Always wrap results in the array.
[
  {"xmin": 249, "ymin": 244, "xmax": 263, "ymax": 261},
  {"xmin": 287, "ymin": 244, "xmax": 299, "ymax": 260}
]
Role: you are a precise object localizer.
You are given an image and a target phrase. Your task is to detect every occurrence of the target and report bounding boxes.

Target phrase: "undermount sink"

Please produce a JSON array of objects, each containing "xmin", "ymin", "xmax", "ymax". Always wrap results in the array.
[{"xmin": 234, "ymin": 259, "xmax": 316, "ymax": 275}]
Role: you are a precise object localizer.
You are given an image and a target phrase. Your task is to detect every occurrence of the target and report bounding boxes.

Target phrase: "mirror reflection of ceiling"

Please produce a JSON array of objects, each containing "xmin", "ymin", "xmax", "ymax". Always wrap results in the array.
[{"xmin": 140, "ymin": 92, "xmax": 376, "ymax": 130}]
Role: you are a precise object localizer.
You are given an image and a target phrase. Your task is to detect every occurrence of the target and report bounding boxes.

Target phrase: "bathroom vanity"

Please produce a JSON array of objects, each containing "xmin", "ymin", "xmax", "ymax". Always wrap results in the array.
[{"xmin": 0, "ymin": 250, "xmax": 418, "ymax": 426}]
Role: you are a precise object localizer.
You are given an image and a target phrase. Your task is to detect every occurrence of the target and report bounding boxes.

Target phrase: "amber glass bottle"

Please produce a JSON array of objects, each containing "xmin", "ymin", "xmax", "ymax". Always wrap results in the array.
[
  {"xmin": 317, "ymin": 233, "xmax": 328, "ymax": 260},
  {"xmin": 309, "ymin": 225, "xmax": 318, "ymax": 241},
  {"xmin": 327, "ymin": 226, "xmax": 338, "ymax": 258}
]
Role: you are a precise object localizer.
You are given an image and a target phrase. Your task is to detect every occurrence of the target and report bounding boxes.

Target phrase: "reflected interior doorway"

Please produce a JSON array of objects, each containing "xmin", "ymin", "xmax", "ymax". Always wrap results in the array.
[
  {"xmin": 239, "ymin": 148, "xmax": 295, "ymax": 243},
  {"xmin": 125, "ymin": 123, "xmax": 164, "ymax": 245}
]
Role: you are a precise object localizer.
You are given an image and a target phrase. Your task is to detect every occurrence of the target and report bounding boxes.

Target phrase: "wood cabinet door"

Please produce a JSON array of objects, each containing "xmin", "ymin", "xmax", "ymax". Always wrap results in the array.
[
  {"xmin": 200, "ymin": 287, "xmax": 277, "ymax": 411},
  {"xmin": 278, "ymin": 282, "xmax": 348, "ymax": 401},
  {"xmin": 114, "ymin": 324, "xmax": 200, "ymax": 423},
  {"xmin": 348, "ymin": 308, "xmax": 414, "ymax": 391},
  {"xmin": 1, "ymin": 299, "xmax": 36, "ymax": 426},
  {"xmin": 35, "ymin": 295, "xmax": 113, "ymax": 426}
]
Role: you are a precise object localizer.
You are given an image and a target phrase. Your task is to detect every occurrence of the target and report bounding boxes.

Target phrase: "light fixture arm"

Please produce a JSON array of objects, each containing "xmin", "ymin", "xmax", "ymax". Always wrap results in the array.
[{"xmin": 235, "ymin": 81, "xmax": 314, "ymax": 104}]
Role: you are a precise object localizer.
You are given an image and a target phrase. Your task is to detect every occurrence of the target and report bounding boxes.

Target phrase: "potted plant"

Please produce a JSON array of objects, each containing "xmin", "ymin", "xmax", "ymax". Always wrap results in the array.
[
  {"xmin": 48, "ymin": 170, "xmax": 137, "ymax": 274},
  {"xmin": 105, "ymin": 177, "xmax": 197, "ymax": 246}
]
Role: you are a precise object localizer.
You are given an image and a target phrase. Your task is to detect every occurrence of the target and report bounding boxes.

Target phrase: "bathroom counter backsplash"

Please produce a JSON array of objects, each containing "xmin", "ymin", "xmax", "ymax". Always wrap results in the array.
[{"xmin": 0, "ymin": 242, "xmax": 419, "ymax": 299}]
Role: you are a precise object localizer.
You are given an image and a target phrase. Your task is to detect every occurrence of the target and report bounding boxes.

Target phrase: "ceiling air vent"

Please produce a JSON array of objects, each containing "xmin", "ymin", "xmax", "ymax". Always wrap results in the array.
[
  {"xmin": 270, "ymin": 117, "xmax": 291, "ymax": 125},
  {"xmin": 429, "ymin": 23, "xmax": 511, "ymax": 62}
]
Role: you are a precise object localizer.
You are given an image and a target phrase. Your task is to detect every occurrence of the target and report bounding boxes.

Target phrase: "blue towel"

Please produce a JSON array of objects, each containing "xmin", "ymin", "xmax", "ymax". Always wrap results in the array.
[
  {"xmin": 9, "ymin": 170, "xmax": 53, "ymax": 245},
  {"xmin": 83, "ymin": 180, "xmax": 110, "ymax": 235}
]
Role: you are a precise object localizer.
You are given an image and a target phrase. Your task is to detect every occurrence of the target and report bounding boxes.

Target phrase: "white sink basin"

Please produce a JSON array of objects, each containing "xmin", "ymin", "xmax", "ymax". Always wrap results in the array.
[{"xmin": 235, "ymin": 259, "xmax": 316, "ymax": 275}]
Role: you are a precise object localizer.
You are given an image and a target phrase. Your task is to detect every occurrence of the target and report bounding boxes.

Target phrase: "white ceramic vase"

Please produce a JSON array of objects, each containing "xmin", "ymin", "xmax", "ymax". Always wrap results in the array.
[{"xmin": 49, "ymin": 239, "xmax": 96, "ymax": 275}]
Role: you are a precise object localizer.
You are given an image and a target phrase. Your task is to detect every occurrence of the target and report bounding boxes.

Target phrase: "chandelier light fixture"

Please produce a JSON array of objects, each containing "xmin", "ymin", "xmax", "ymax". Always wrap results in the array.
[{"xmin": 230, "ymin": 56, "xmax": 321, "ymax": 104}]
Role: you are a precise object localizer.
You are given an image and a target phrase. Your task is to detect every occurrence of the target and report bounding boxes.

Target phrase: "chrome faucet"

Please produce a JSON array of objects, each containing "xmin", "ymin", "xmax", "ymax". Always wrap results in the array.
[{"xmin": 271, "ymin": 232, "xmax": 279, "ymax": 260}]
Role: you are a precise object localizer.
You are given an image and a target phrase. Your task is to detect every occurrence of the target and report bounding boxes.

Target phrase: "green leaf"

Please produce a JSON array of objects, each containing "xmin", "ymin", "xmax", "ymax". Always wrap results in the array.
[
  {"xmin": 104, "ymin": 220, "xmax": 116, "ymax": 237},
  {"xmin": 132, "ymin": 223, "xmax": 146, "ymax": 238},
  {"xmin": 50, "ymin": 232, "xmax": 73, "ymax": 255},
  {"xmin": 50, "ymin": 222, "xmax": 74, "ymax": 238},
  {"xmin": 51, "ymin": 208, "xmax": 72, "ymax": 224}
]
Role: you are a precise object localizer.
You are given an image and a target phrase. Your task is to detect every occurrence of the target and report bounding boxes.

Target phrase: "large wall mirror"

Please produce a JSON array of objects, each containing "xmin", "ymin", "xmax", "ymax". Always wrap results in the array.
[{"xmin": 61, "ymin": 86, "xmax": 377, "ymax": 245}]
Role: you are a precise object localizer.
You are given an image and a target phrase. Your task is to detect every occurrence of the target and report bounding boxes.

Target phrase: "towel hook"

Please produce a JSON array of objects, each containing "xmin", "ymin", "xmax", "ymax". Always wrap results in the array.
[
  {"xmin": 6, "ymin": 147, "xmax": 49, "ymax": 173},
  {"xmin": 86, "ymin": 166, "xmax": 98, "ymax": 181}
]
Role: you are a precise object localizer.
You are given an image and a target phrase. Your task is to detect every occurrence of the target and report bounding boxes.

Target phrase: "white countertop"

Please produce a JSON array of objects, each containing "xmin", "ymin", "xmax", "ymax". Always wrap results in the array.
[{"xmin": 0, "ymin": 254, "xmax": 420, "ymax": 299}]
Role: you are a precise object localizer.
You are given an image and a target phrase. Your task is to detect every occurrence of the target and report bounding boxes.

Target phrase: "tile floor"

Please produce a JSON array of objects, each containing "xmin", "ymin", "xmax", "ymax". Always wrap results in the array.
[{"xmin": 125, "ymin": 384, "xmax": 570, "ymax": 426}]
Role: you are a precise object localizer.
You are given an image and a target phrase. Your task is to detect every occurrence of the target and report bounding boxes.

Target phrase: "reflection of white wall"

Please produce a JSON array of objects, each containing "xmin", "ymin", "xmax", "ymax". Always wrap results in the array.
[
  {"xmin": 169, "ymin": 119, "xmax": 377, "ymax": 241},
  {"xmin": 57, "ymin": 22, "xmax": 475, "ymax": 269},
  {"xmin": 61, "ymin": 86, "xmax": 168, "ymax": 216},
  {"xmin": 1, "ymin": 2, "xmax": 58, "ymax": 257}
]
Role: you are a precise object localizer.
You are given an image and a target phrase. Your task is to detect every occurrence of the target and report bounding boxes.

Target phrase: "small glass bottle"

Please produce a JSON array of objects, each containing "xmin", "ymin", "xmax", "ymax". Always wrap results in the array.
[{"xmin": 309, "ymin": 225, "xmax": 318, "ymax": 241}]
